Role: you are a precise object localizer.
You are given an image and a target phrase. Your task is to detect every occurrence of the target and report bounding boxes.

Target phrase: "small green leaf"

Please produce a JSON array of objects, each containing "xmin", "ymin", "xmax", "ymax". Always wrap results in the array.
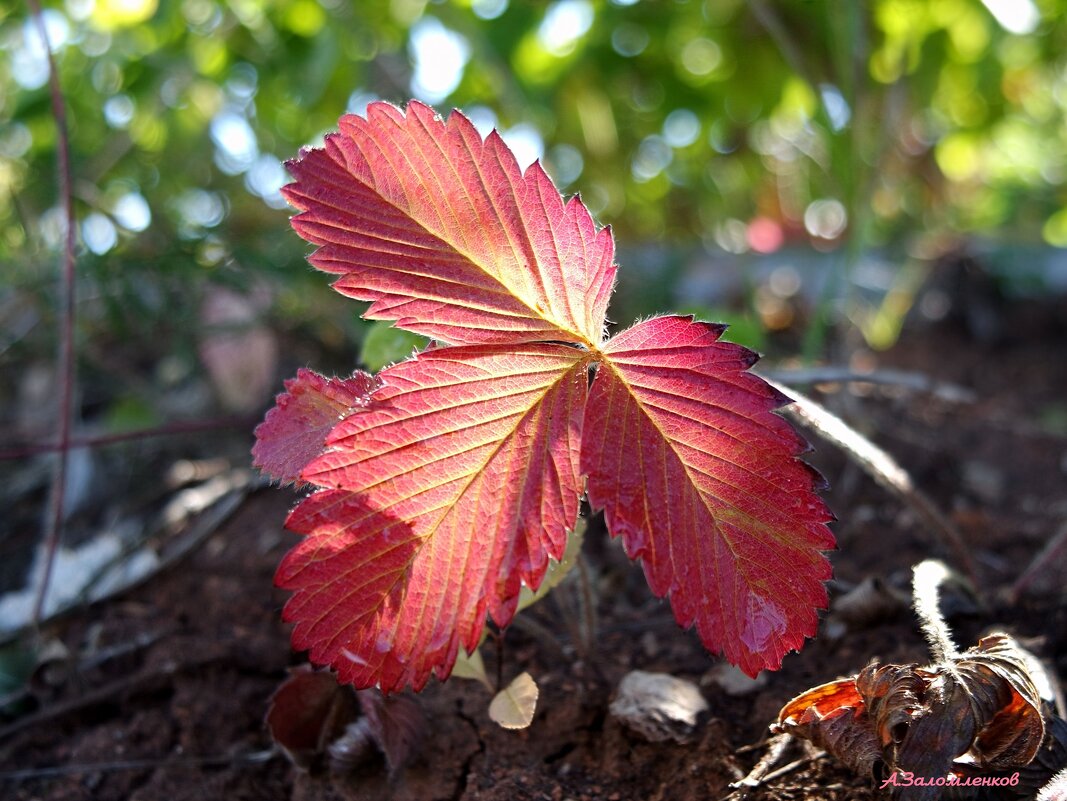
[
  {"xmin": 517, "ymin": 519, "xmax": 586, "ymax": 612},
  {"xmin": 451, "ymin": 646, "xmax": 492, "ymax": 691},
  {"xmin": 359, "ymin": 321, "xmax": 428, "ymax": 372}
]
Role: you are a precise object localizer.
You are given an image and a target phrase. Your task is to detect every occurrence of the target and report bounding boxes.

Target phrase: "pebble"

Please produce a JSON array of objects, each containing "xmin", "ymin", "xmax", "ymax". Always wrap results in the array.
[{"xmin": 609, "ymin": 670, "xmax": 708, "ymax": 743}]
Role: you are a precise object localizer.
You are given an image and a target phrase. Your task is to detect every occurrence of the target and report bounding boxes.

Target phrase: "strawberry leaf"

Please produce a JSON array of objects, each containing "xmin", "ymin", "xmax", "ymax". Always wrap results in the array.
[
  {"xmin": 582, "ymin": 315, "xmax": 835, "ymax": 676},
  {"xmin": 260, "ymin": 101, "xmax": 837, "ymax": 691},
  {"xmin": 280, "ymin": 343, "xmax": 589, "ymax": 691},
  {"xmin": 283, "ymin": 100, "xmax": 615, "ymax": 347},
  {"xmin": 252, "ymin": 369, "xmax": 379, "ymax": 484}
]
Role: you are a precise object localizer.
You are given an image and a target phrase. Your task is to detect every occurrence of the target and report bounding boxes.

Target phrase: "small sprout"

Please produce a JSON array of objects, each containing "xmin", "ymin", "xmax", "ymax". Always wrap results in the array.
[
  {"xmin": 266, "ymin": 668, "xmax": 424, "ymax": 776},
  {"xmin": 265, "ymin": 668, "xmax": 358, "ymax": 773}
]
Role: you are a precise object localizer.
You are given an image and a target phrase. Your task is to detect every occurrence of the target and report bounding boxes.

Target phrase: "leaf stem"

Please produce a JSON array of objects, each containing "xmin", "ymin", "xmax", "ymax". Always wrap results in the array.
[
  {"xmin": 27, "ymin": 0, "xmax": 78, "ymax": 627},
  {"xmin": 911, "ymin": 559, "xmax": 958, "ymax": 662}
]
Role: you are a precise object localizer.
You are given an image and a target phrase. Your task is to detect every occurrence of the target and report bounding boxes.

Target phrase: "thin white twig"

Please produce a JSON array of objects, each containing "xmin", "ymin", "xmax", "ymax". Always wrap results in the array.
[
  {"xmin": 759, "ymin": 366, "xmax": 976, "ymax": 404},
  {"xmin": 768, "ymin": 379, "xmax": 979, "ymax": 586}
]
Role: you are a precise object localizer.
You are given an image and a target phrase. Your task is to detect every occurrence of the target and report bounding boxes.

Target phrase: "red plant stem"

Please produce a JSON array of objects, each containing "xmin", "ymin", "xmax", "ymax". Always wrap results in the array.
[
  {"xmin": 27, "ymin": 0, "xmax": 77, "ymax": 626},
  {"xmin": 0, "ymin": 415, "xmax": 258, "ymax": 461}
]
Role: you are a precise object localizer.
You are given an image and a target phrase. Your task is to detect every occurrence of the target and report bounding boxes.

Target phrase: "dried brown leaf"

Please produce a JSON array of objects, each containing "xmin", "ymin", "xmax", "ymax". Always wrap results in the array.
[
  {"xmin": 956, "ymin": 634, "xmax": 1045, "ymax": 769},
  {"xmin": 775, "ymin": 632, "xmax": 1049, "ymax": 800},
  {"xmin": 773, "ymin": 677, "xmax": 883, "ymax": 779}
]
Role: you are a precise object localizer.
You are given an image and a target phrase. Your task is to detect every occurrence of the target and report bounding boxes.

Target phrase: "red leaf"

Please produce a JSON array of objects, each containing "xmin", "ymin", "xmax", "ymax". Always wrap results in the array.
[
  {"xmin": 582, "ymin": 315, "xmax": 835, "ymax": 676},
  {"xmin": 283, "ymin": 100, "xmax": 615, "ymax": 347},
  {"xmin": 252, "ymin": 368, "xmax": 379, "ymax": 484},
  {"xmin": 262, "ymin": 102, "xmax": 838, "ymax": 691},
  {"xmin": 266, "ymin": 667, "xmax": 358, "ymax": 771},
  {"xmin": 279, "ymin": 343, "xmax": 588, "ymax": 691}
]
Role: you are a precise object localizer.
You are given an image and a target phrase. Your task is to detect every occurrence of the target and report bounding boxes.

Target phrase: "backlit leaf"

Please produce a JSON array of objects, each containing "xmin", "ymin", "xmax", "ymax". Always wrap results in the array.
[
  {"xmin": 252, "ymin": 368, "xmax": 379, "ymax": 484},
  {"xmin": 582, "ymin": 315, "xmax": 835, "ymax": 676},
  {"xmin": 259, "ymin": 102, "xmax": 836, "ymax": 692},
  {"xmin": 280, "ymin": 343, "xmax": 589, "ymax": 691},
  {"xmin": 283, "ymin": 100, "xmax": 615, "ymax": 347}
]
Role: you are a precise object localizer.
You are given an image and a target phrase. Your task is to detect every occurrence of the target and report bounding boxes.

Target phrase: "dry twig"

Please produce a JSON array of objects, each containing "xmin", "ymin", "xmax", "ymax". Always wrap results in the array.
[{"xmin": 769, "ymin": 378, "xmax": 979, "ymax": 586}]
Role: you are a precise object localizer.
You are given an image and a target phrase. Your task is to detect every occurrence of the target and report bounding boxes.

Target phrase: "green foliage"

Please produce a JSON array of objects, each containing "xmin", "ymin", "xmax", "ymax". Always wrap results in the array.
[
  {"xmin": 3, "ymin": 0, "xmax": 1067, "ymax": 409},
  {"xmin": 359, "ymin": 322, "xmax": 428, "ymax": 372}
]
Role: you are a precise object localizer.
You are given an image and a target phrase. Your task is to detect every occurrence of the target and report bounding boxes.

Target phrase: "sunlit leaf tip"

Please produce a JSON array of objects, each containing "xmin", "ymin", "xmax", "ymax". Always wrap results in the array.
[
  {"xmin": 252, "ymin": 368, "xmax": 379, "ymax": 484},
  {"xmin": 280, "ymin": 99, "xmax": 616, "ymax": 348}
]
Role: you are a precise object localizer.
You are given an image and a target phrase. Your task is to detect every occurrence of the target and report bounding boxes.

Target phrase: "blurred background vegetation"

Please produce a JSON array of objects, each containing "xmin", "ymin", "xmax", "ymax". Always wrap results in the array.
[{"xmin": 3, "ymin": 0, "xmax": 1067, "ymax": 465}]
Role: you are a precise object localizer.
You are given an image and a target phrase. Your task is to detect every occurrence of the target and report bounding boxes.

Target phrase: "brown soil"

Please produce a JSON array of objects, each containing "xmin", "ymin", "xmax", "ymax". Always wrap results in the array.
[{"xmin": 2, "ymin": 297, "xmax": 1065, "ymax": 801}]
